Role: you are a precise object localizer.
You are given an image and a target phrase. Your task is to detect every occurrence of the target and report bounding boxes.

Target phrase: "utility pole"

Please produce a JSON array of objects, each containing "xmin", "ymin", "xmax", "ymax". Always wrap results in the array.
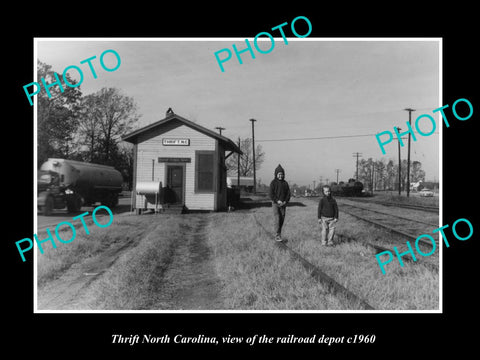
[
  {"xmin": 250, "ymin": 118, "xmax": 257, "ymax": 194},
  {"xmin": 404, "ymin": 108, "xmax": 415, "ymax": 197},
  {"xmin": 371, "ymin": 163, "xmax": 375, "ymax": 193},
  {"xmin": 396, "ymin": 127, "xmax": 402, "ymax": 195},
  {"xmin": 335, "ymin": 169, "xmax": 340, "ymax": 184},
  {"xmin": 152, "ymin": 159, "xmax": 155, "ymax": 181},
  {"xmin": 352, "ymin": 152, "xmax": 362, "ymax": 181},
  {"xmin": 237, "ymin": 137, "xmax": 241, "ymax": 187},
  {"xmin": 215, "ymin": 126, "xmax": 225, "ymax": 135}
]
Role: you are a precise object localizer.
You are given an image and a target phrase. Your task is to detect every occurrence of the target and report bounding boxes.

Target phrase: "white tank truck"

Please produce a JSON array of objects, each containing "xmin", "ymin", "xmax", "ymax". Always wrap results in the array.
[{"xmin": 37, "ymin": 158, "xmax": 123, "ymax": 215}]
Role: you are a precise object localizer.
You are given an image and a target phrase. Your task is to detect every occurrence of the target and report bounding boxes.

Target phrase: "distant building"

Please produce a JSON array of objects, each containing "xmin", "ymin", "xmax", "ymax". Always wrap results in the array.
[
  {"xmin": 411, "ymin": 180, "xmax": 439, "ymax": 192},
  {"xmin": 411, "ymin": 181, "xmax": 422, "ymax": 191},
  {"xmin": 227, "ymin": 176, "xmax": 254, "ymax": 193},
  {"xmin": 122, "ymin": 110, "xmax": 242, "ymax": 212}
]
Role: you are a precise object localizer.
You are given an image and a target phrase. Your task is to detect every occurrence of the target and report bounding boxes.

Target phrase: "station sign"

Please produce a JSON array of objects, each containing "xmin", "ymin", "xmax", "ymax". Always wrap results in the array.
[
  {"xmin": 158, "ymin": 157, "xmax": 191, "ymax": 163},
  {"xmin": 162, "ymin": 138, "xmax": 190, "ymax": 146}
]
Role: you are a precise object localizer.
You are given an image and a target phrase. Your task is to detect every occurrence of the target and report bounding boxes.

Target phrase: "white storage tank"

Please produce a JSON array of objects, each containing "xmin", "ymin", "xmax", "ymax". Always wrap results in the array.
[{"xmin": 135, "ymin": 181, "xmax": 162, "ymax": 213}]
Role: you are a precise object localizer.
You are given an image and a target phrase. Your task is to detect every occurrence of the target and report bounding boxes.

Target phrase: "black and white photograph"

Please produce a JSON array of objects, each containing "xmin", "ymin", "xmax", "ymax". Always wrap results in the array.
[
  {"xmin": 6, "ymin": 6, "xmax": 478, "ymax": 356},
  {"xmin": 32, "ymin": 38, "xmax": 441, "ymax": 312}
]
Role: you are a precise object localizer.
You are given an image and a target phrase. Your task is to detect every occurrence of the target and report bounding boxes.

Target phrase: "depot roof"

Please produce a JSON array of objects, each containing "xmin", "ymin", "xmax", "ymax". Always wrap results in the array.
[{"xmin": 122, "ymin": 111, "xmax": 242, "ymax": 154}]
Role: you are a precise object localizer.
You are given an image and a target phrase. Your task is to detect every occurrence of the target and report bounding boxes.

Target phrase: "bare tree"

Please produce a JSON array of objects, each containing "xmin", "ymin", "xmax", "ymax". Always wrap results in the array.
[
  {"xmin": 226, "ymin": 138, "xmax": 265, "ymax": 176},
  {"xmin": 76, "ymin": 87, "xmax": 140, "ymax": 165},
  {"xmin": 375, "ymin": 159, "xmax": 387, "ymax": 191},
  {"xmin": 76, "ymin": 94, "xmax": 101, "ymax": 162},
  {"xmin": 386, "ymin": 159, "xmax": 396, "ymax": 190}
]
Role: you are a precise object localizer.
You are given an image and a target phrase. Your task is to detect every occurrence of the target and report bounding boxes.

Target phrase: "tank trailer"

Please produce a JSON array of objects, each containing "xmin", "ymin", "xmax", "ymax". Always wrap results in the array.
[{"xmin": 37, "ymin": 158, "xmax": 123, "ymax": 215}]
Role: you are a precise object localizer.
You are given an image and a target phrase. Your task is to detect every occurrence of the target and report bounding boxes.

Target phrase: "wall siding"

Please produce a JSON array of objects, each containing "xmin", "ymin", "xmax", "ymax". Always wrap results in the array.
[{"xmin": 134, "ymin": 121, "xmax": 217, "ymax": 210}]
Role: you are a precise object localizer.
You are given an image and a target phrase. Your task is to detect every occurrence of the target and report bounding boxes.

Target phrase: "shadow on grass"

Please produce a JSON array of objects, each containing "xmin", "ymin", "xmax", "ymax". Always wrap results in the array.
[{"xmin": 238, "ymin": 199, "xmax": 307, "ymax": 210}]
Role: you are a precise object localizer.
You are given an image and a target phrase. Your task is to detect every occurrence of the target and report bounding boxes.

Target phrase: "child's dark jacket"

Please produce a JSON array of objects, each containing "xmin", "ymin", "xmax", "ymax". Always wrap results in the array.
[
  {"xmin": 269, "ymin": 179, "xmax": 291, "ymax": 203},
  {"xmin": 269, "ymin": 164, "xmax": 291, "ymax": 203},
  {"xmin": 318, "ymin": 195, "xmax": 338, "ymax": 219}
]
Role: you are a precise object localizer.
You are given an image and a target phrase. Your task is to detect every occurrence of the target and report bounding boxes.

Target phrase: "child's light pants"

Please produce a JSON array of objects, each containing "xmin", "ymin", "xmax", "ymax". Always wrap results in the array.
[{"xmin": 320, "ymin": 216, "xmax": 336, "ymax": 245}]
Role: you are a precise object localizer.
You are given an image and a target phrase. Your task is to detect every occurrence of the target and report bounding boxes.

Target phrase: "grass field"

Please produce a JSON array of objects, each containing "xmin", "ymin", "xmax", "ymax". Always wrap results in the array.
[
  {"xmin": 208, "ymin": 198, "xmax": 439, "ymax": 311},
  {"xmin": 37, "ymin": 215, "xmax": 184, "ymax": 309},
  {"xmin": 36, "ymin": 196, "xmax": 440, "ymax": 311},
  {"xmin": 362, "ymin": 191, "xmax": 439, "ymax": 208},
  {"xmin": 205, "ymin": 212, "xmax": 347, "ymax": 310}
]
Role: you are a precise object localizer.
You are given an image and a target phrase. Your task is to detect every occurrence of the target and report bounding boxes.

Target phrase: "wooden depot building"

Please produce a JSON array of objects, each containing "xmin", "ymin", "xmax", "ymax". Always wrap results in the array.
[{"xmin": 122, "ymin": 109, "xmax": 242, "ymax": 213}]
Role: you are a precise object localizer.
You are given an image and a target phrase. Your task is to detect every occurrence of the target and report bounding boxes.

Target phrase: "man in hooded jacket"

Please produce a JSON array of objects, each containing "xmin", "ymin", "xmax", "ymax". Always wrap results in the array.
[{"xmin": 269, "ymin": 164, "xmax": 291, "ymax": 241}]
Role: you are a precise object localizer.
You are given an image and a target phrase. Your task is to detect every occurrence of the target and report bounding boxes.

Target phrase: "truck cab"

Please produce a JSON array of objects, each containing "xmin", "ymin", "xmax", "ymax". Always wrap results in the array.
[{"xmin": 37, "ymin": 170, "xmax": 68, "ymax": 215}]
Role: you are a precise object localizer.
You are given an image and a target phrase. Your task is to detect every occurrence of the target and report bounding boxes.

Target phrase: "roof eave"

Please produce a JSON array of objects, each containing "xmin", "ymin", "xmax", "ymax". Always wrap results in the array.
[{"xmin": 122, "ymin": 114, "xmax": 243, "ymax": 155}]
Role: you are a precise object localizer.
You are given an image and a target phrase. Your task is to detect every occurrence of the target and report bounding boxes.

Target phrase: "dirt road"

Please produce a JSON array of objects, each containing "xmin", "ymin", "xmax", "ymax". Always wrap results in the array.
[
  {"xmin": 150, "ymin": 216, "xmax": 226, "ymax": 310},
  {"xmin": 36, "ymin": 195, "xmax": 131, "ymax": 232},
  {"xmin": 37, "ymin": 213, "xmax": 225, "ymax": 311}
]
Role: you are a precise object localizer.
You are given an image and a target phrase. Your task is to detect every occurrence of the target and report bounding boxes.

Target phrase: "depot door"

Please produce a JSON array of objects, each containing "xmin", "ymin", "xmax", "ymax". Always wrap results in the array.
[{"xmin": 166, "ymin": 165, "xmax": 184, "ymax": 204}]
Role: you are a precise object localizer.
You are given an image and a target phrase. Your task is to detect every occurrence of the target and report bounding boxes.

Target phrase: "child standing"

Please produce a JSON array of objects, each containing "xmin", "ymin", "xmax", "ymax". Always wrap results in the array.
[
  {"xmin": 318, "ymin": 185, "xmax": 338, "ymax": 246},
  {"xmin": 269, "ymin": 164, "xmax": 291, "ymax": 241}
]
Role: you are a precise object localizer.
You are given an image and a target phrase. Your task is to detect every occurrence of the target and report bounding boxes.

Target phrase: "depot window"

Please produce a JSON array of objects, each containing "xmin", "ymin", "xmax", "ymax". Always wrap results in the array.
[{"xmin": 195, "ymin": 151, "xmax": 214, "ymax": 192}]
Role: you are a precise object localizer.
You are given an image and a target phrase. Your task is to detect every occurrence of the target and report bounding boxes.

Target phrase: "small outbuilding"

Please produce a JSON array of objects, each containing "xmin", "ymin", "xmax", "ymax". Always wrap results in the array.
[{"xmin": 122, "ymin": 109, "xmax": 242, "ymax": 212}]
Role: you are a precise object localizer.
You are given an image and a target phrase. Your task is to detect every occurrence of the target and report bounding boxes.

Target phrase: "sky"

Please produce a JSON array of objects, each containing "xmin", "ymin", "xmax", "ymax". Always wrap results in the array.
[{"xmin": 36, "ymin": 38, "xmax": 440, "ymax": 187}]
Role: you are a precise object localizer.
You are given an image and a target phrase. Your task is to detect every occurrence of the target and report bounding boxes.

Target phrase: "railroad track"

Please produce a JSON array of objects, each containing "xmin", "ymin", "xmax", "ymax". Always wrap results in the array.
[
  {"xmin": 295, "ymin": 198, "xmax": 438, "ymax": 270},
  {"xmin": 252, "ymin": 214, "xmax": 375, "ymax": 311},
  {"xmin": 338, "ymin": 203, "xmax": 438, "ymax": 248},
  {"xmin": 339, "ymin": 202, "xmax": 438, "ymax": 227},
  {"xmin": 337, "ymin": 232, "xmax": 438, "ymax": 272},
  {"xmin": 345, "ymin": 197, "xmax": 439, "ymax": 214}
]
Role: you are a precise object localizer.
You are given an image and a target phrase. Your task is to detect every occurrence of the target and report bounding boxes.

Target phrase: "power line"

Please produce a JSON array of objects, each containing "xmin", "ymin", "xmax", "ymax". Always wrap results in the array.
[
  {"xmin": 257, "ymin": 134, "xmax": 377, "ymax": 142},
  {"xmin": 257, "ymin": 132, "xmax": 438, "ymax": 142}
]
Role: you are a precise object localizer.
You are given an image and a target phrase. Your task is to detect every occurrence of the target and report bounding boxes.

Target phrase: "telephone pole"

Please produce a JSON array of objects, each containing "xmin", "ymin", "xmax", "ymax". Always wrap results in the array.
[
  {"xmin": 237, "ymin": 137, "xmax": 241, "ymax": 187},
  {"xmin": 250, "ymin": 118, "xmax": 257, "ymax": 194},
  {"xmin": 352, "ymin": 152, "xmax": 362, "ymax": 181},
  {"xmin": 404, "ymin": 108, "xmax": 415, "ymax": 197},
  {"xmin": 335, "ymin": 169, "xmax": 341, "ymax": 184},
  {"xmin": 396, "ymin": 127, "xmax": 402, "ymax": 195},
  {"xmin": 215, "ymin": 126, "xmax": 225, "ymax": 135},
  {"xmin": 371, "ymin": 163, "xmax": 375, "ymax": 193}
]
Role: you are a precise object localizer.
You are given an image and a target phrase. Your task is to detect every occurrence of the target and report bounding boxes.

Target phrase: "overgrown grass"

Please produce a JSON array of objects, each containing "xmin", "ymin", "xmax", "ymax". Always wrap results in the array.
[
  {"xmin": 38, "ymin": 197, "xmax": 439, "ymax": 311},
  {"xmin": 275, "ymin": 199, "xmax": 439, "ymax": 310},
  {"xmin": 337, "ymin": 198, "xmax": 439, "ymax": 227},
  {"xmin": 206, "ymin": 211, "xmax": 351, "ymax": 310},
  {"xmin": 36, "ymin": 215, "xmax": 159, "ymax": 286},
  {"xmin": 369, "ymin": 192, "xmax": 439, "ymax": 207},
  {"xmin": 84, "ymin": 215, "xmax": 183, "ymax": 310},
  {"xmin": 37, "ymin": 214, "xmax": 186, "ymax": 310}
]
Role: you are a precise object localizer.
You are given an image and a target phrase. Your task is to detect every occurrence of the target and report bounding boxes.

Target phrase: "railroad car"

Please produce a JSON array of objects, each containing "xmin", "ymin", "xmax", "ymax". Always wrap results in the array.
[{"xmin": 330, "ymin": 178, "xmax": 364, "ymax": 197}]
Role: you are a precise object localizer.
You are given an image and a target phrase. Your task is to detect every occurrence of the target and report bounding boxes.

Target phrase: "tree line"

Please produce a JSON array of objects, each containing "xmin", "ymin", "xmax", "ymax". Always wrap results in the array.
[
  {"xmin": 270, "ymin": 158, "xmax": 429, "ymax": 196},
  {"xmin": 37, "ymin": 61, "xmax": 139, "ymax": 188},
  {"xmin": 222, "ymin": 140, "xmax": 429, "ymax": 194},
  {"xmin": 355, "ymin": 157, "xmax": 427, "ymax": 192}
]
